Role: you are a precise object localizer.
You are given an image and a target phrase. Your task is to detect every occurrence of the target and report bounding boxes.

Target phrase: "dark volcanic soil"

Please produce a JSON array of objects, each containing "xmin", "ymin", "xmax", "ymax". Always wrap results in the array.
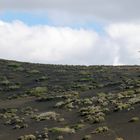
[{"xmin": 0, "ymin": 59, "xmax": 139, "ymax": 140}]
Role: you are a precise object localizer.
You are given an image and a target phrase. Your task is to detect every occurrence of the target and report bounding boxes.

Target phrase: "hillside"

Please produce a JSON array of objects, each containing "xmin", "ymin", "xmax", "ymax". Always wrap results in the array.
[{"xmin": 0, "ymin": 59, "xmax": 139, "ymax": 140}]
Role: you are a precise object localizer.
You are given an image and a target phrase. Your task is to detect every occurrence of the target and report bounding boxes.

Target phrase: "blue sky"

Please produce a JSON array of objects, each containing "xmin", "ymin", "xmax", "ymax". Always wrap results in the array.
[
  {"xmin": 0, "ymin": 11, "xmax": 105, "ymax": 34},
  {"xmin": 0, "ymin": 11, "xmax": 52, "ymax": 26}
]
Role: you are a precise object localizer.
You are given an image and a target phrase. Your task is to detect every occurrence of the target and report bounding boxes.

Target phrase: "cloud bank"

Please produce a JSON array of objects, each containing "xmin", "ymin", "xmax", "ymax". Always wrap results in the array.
[
  {"xmin": 0, "ymin": 20, "xmax": 139, "ymax": 65},
  {"xmin": 1, "ymin": 0, "xmax": 140, "ymax": 22}
]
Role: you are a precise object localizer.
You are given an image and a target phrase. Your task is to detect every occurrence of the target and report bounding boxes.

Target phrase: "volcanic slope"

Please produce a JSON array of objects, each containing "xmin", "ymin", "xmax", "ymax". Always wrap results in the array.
[{"xmin": 0, "ymin": 59, "xmax": 139, "ymax": 140}]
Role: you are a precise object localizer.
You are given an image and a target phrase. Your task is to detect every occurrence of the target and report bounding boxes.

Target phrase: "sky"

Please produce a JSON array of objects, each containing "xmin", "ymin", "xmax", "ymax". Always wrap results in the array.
[{"xmin": 0, "ymin": 0, "xmax": 140, "ymax": 65}]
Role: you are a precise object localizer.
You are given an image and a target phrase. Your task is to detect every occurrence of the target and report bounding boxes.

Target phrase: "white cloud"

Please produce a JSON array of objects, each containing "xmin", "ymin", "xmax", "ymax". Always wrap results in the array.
[
  {"xmin": 0, "ymin": 20, "xmax": 139, "ymax": 65},
  {"xmin": 0, "ymin": 20, "xmax": 99, "ymax": 64},
  {"xmin": 106, "ymin": 23, "xmax": 140, "ymax": 65}
]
